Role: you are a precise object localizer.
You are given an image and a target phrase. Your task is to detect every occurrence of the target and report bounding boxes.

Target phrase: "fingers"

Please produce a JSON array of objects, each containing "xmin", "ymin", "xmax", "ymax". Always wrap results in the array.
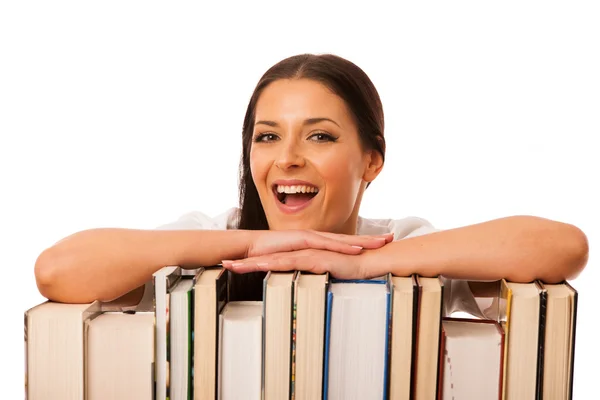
[
  {"xmin": 303, "ymin": 235, "xmax": 365, "ymax": 255},
  {"xmin": 222, "ymin": 248, "xmax": 329, "ymax": 275},
  {"xmin": 222, "ymin": 248, "xmax": 362, "ymax": 279},
  {"xmin": 222, "ymin": 255, "xmax": 301, "ymax": 274},
  {"xmin": 314, "ymin": 231, "xmax": 394, "ymax": 249}
]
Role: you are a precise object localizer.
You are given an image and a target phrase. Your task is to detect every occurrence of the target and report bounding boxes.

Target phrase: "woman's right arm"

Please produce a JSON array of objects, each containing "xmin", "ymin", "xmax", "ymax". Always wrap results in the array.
[
  {"xmin": 35, "ymin": 228, "xmax": 393, "ymax": 304},
  {"xmin": 34, "ymin": 228, "xmax": 255, "ymax": 304}
]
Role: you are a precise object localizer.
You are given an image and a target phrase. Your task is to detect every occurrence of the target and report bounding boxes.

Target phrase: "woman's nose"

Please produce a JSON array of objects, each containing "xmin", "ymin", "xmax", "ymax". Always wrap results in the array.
[{"xmin": 275, "ymin": 142, "xmax": 306, "ymax": 170}]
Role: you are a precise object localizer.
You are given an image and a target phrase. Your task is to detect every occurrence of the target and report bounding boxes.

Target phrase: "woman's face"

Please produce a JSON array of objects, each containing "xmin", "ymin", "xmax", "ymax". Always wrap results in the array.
[{"xmin": 250, "ymin": 78, "xmax": 381, "ymax": 234}]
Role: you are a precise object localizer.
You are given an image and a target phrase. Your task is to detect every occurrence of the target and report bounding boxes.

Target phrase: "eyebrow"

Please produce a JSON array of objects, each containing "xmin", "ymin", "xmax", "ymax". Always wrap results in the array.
[{"xmin": 254, "ymin": 117, "xmax": 340, "ymax": 128}]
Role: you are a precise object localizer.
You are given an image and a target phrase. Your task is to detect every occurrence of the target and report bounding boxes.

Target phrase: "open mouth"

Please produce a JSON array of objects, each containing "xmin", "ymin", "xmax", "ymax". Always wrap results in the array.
[{"xmin": 273, "ymin": 184, "xmax": 319, "ymax": 208}]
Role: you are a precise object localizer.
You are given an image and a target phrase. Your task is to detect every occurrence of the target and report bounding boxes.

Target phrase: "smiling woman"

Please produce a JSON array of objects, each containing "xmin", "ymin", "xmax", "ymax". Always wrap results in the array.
[
  {"xmin": 33, "ymin": 53, "xmax": 589, "ymax": 309},
  {"xmin": 249, "ymin": 78, "xmax": 381, "ymax": 233}
]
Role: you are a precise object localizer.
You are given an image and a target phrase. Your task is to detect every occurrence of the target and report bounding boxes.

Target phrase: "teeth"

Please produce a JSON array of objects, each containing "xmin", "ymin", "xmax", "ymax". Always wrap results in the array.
[{"xmin": 276, "ymin": 185, "xmax": 318, "ymax": 194}]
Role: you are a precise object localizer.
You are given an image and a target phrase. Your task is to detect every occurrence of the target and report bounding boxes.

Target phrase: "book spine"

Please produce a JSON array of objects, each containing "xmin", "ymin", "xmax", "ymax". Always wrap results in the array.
[
  {"xmin": 497, "ymin": 322, "xmax": 506, "ymax": 400},
  {"xmin": 410, "ymin": 276, "xmax": 418, "ymax": 400},
  {"xmin": 166, "ymin": 292, "xmax": 171, "ymax": 400},
  {"xmin": 437, "ymin": 326, "xmax": 447, "ymax": 400},
  {"xmin": 322, "ymin": 290, "xmax": 333, "ymax": 400},
  {"xmin": 261, "ymin": 273, "xmax": 269, "ymax": 399},
  {"xmin": 499, "ymin": 280, "xmax": 511, "ymax": 400},
  {"xmin": 535, "ymin": 288, "xmax": 547, "ymax": 400},
  {"xmin": 290, "ymin": 290, "xmax": 297, "ymax": 400},
  {"xmin": 434, "ymin": 279, "xmax": 444, "ymax": 399},
  {"xmin": 24, "ymin": 313, "xmax": 28, "ymax": 400},
  {"xmin": 382, "ymin": 287, "xmax": 392, "ymax": 400},
  {"xmin": 567, "ymin": 284, "xmax": 578, "ymax": 400},
  {"xmin": 215, "ymin": 270, "xmax": 228, "ymax": 399},
  {"xmin": 188, "ymin": 289, "xmax": 193, "ymax": 400},
  {"xmin": 411, "ymin": 280, "xmax": 423, "ymax": 400}
]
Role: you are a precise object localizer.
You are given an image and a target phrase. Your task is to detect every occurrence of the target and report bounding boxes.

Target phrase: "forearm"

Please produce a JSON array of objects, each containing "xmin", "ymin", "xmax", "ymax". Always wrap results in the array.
[
  {"xmin": 35, "ymin": 228, "xmax": 253, "ymax": 303},
  {"xmin": 363, "ymin": 216, "xmax": 588, "ymax": 283}
]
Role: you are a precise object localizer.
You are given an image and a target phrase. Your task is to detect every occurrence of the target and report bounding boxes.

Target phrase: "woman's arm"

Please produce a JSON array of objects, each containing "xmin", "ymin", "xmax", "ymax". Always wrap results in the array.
[
  {"xmin": 362, "ymin": 215, "xmax": 589, "ymax": 283},
  {"xmin": 35, "ymin": 228, "xmax": 392, "ymax": 304},
  {"xmin": 222, "ymin": 216, "xmax": 588, "ymax": 284},
  {"xmin": 34, "ymin": 228, "xmax": 253, "ymax": 304}
]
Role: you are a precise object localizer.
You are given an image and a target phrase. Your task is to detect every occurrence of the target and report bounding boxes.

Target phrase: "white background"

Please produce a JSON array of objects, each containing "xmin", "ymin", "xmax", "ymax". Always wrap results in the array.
[{"xmin": 2, "ymin": 0, "xmax": 598, "ymax": 397}]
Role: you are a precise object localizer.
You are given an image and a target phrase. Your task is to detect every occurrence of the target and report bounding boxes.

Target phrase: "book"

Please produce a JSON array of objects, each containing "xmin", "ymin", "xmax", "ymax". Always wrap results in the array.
[
  {"xmin": 263, "ymin": 271, "xmax": 296, "ymax": 399},
  {"xmin": 538, "ymin": 281, "xmax": 577, "ymax": 400},
  {"xmin": 24, "ymin": 270, "xmax": 579, "ymax": 400},
  {"xmin": 498, "ymin": 279, "xmax": 547, "ymax": 399},
  {"xmin": 153, "ymin": 265, "xmax": 182, "ymax": 400},
  {"xmin": 218, "ymin": 301, "xmax": 263, "ymax": 400},
  {"xmin": 192, "ymin": 266, "xmax": 228, "ymax": 400},
  {"xmin": 291, "ymin": 272, "xmax": 329, "ymax": 400},
  {"xmin": 323, "ymin": 276, "xmax": 392, "ymax": 400},
  {"xmin": 170, "ymin": 278, "xmax": 194, "ymax": 400},
  {"xmin": 439, "ymin": 318, "xmax": 505, "ymax": 399},
  {"xmin": 85, "ymin": 311, "xmax": 155, "ymax": 399},
  {"xmin": 388, "ymin": 275, "xmax": 418, "ymax": 400},
  {"xmin": 413, "ymin": 276, "xmax": 444, "ymax": 400},
  {"xmin": 25, "ymin": 301, "xmax": 101, "ymax": 400}
]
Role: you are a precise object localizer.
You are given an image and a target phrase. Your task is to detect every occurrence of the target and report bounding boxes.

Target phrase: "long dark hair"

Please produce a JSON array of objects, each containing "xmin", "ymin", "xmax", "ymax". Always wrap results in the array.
[{"xmin": 229, "ymin": 53, "xmax": 386, "ymax": 300}]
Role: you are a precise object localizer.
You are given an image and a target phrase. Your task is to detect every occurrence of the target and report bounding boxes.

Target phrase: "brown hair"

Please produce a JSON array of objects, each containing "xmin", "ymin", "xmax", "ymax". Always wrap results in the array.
[{"xmin": 230, "ymin": 53, "xmax": 386, "ymax": 300}]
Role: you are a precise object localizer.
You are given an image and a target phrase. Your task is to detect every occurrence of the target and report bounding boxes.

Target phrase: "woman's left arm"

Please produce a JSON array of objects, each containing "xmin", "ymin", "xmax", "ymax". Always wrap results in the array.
[
  {"xmin": 222, "ymin": 216, "xmax": 588, "ymax": 283},
  {"xmin": 361, "ymin": 215, "xmax": 588, "ymax": 283}
]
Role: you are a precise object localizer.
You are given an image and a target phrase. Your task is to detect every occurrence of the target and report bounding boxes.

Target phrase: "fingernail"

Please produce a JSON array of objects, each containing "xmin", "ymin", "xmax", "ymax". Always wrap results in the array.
[
  {"xmin": 374, "ymin": 237, "xmax": 386, "ymax": 241},
  {"xmin": 231, "ymin": 262, "xmax": 244, "ymax": 267},
  {"xmin": 221, "ymin": 260, "xmax": 233, "ymax": 264},
  {"xmin": 352, "ymin": 245, "xmax": 363, "ymax": 249},
  {"xmin": 257, "ymin": 262, "xmax": 269, "ymax": 267}
]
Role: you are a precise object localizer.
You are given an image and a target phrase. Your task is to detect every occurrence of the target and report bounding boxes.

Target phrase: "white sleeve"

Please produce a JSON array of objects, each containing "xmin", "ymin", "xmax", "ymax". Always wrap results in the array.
[
  {"xmin": 155, "ymin": 211, "xmax": 220, "ymax": 230},
  {"xmin": 155, "ymin": 208, "xmax": 238, "ymax": 231},
  {"xmin": 388, "ymin": 216, "xmax": 440, "ymax": 240},
  {"xmin": 358, "ymin": 215, "xmax": 439, "ymax": 240},
  {"xmin": 401, "ymin": 218, "xmax": 440, "ymax": 239}
]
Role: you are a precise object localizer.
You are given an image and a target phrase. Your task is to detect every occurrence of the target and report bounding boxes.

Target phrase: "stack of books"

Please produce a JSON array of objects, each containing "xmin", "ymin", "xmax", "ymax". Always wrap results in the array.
[{"xmin": 24, "ymin": 266, "xmax": 578, "ymax": 400}]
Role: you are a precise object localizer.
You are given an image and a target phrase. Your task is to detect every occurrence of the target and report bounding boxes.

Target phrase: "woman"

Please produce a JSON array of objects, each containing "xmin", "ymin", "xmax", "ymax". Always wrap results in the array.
[{"xmin": 34, "ymin": 54, "xmax": 589, "ymax": 311}]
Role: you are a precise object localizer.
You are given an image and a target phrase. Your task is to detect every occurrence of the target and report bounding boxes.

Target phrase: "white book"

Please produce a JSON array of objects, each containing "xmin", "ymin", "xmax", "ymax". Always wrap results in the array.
[
  {"xmin": 218, "ymin": 301, "xmax": 263, "ymax": 400},
  {"xmin": 153, "ymin": 265, "xmax": 182, "ymax": 400},
  {"xmin": 85, "ymin": 312, "xmax": 155, "ymax": 400},
  {"xmin": 263, "ymin": 271, "xmax": 296, "ymax": 400},
  {"xmin": 25, "ymin": 301, "xmax": 101, "ymax": 400},
  {"xmin": 192, "ymin": 267, "xmax": 228, "ymax": 400},
  {"xmin": 292, "ymin": 272, "xmax": 328, "ymax": 400},
  {"xmin": 323, "ymin": 277, "xmax": 392, "ymax": 400},
  {"xmin": 440, "ymin": 318, "xmax": 504, "ymax": 399},
  {"xmin": 170, "ymin": 278, "xmax": 194, "ymax": 400}
]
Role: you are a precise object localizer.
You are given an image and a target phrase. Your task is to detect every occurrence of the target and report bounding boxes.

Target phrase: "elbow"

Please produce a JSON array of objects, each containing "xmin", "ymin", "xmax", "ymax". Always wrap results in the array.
[
  {"xmin": 561, "ymin": 223, "xmax": 589, "ymax": 281},
  {"xmin": 532, "ymin": 218, "xmax": 589, "ymax": 283},
  {"xmin": 34, "ymin": 246, "xmax": 61, "ymax": 300},
  {"xmin": 34, "ymin": 244, "xmax": 97, "ymax": 304}
]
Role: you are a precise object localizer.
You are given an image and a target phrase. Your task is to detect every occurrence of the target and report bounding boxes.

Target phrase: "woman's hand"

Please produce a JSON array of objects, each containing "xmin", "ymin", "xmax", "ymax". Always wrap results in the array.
[
  {"xmin": 222, "ymin": 248, "xmax": 381, "ymax": 280},
  {"xmin": 243, "ymin": 230, "xmax": 393, "ymax": 259}
]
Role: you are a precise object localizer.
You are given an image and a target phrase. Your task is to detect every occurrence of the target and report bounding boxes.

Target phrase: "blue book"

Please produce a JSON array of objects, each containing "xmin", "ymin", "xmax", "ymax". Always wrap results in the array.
[{"xmin": 322, "ymin": 275, "xmax": 392, "ymax": 400}]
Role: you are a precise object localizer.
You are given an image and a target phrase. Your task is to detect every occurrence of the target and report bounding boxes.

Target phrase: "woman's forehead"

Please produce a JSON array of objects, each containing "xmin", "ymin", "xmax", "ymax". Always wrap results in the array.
[{"xmin": 255, "ymin": 79, "xmax": 352, "ymax": 125}]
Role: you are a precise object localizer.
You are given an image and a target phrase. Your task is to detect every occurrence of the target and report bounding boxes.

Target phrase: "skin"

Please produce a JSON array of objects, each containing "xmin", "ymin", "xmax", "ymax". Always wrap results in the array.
[
  {"xmin": 250, "ymin": 78, "xmax": 381, "ymax": 234},
  {"xmin": 34, "ymin": 78, "xmax": 589, "ymax": 304},
  {"xmin": 222, "ymin": 78, "xmax": 589, "ymax": 284}
]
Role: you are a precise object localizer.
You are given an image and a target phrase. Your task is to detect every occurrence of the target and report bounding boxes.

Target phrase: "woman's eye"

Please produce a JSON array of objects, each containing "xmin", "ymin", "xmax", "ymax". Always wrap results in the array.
[
  {"xmin": 309, "ymin": 132, "xmax": 337, "ymax": 142},
  {"xmin": 254, "ymin": 133, "xmax": 279, "ymax": 143}
]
